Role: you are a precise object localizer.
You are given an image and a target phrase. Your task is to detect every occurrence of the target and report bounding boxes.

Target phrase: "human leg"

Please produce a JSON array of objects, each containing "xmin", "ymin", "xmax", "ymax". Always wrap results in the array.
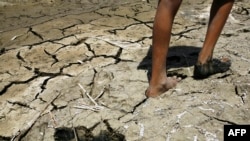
[
  {"xmin": 146, "ymin": 0, "xmax": 182, "ymax": 97},
  {"xmin": 194, "ymin": 0, "xmax": 234, "ymax": 79}
]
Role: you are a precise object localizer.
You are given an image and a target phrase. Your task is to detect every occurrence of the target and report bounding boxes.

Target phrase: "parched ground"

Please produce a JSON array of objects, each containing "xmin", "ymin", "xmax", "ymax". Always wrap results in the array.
[{"xmin": 0, "ymin": 0, "xmax": 249, "ymax": 141}]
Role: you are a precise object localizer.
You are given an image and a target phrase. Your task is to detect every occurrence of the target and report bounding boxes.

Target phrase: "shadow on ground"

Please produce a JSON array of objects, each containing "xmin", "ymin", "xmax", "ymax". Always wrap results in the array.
[
  {"xmin": 54, "ymin": 127, "xmax": 125, "ymax": 141},
  {"xmin": 137, "ymin": 45, "xmax": 201, "ymax": 80}
]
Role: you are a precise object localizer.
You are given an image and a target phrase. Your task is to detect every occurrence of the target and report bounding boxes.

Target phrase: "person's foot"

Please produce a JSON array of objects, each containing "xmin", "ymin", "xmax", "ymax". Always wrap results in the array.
[
  {"xmin": 193, "ymin": 57, "xmax": 231, "ymax": 79},
  {"xmin": 146, "ymin": 76, "xmax": 181, "ymax": 98}
]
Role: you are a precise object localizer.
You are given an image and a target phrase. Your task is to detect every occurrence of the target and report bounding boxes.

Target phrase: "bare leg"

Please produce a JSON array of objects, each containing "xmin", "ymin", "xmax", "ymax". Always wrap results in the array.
[
  {"xmin": 194, "ymin": 0, "xmax": 234, "ymax": 78},
  {"xmin": 146, "ymin": 0, "xmax": 182, "ymax": 98}
]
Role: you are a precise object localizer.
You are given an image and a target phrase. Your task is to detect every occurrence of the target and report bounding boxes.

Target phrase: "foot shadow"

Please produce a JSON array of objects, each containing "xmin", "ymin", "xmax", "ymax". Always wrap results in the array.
[{"xmin": 137, "ymin": 45, "xmax": 201, "ymax": 81}]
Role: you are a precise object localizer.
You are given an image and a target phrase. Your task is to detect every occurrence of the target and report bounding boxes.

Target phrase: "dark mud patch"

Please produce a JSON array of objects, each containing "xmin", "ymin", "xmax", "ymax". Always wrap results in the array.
[{"xmin": 54, "ymin": 126, "xmax": 125, "ymax": 141}]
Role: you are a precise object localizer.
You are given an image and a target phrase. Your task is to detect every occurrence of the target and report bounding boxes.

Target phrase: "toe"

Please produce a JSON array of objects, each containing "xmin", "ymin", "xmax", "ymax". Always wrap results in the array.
[{"xmin": 177, "ymin": 77, "xmax": 182, "ymax": 81}]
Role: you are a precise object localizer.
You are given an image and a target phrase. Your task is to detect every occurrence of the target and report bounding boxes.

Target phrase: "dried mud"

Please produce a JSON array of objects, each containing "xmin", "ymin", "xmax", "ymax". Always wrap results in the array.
[{"xmin": 0, "ymin": 0, "xmax": 249, "ymax": 141}]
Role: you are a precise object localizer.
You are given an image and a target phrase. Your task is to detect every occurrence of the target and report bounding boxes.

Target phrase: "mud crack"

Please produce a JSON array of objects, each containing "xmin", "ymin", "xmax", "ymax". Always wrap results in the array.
[
  {"xmin": 16, "ymin": 51, "xmax": 26, "ymax": 62},
  {"xmin": 0, "ymin": 67, "xmax": 72, "ymax": 96},
  {"xmin": 7, "ymin": 100, "xmax": 33, "ymax": 110},
  {"xmin": 107, "ymin": 16, "xmax": 152, "ymax": 35},
  {"xmin": 0, "ymin": 76, "xmax": 39, "ymax": 95},
  {"xmin": 202, "ymin": 113, "xmax": 237, "ymax": 125},
  {"xmin": 234, "ymin": 85, "xmax": 247, "ymax": 104},
  {"xmin": 28, "ymin": 27, "xmax": 44, "ymax": 40},
  {"xmin": 172, "ymin": 26, "xmax": 202, "ymax": 40},
  {"xmin": 44, "ymin": 49, "xmax": 59, "ymax": 66},
  {"xmin": 118, "ymin": 98, "xmax": 148, "ymax": 120}
]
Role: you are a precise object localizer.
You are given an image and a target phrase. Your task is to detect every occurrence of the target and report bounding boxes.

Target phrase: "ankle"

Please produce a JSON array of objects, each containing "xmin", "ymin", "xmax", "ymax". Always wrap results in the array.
[{"xmin": 197, "ymin": 57, "xmax": 212, "ymax": 65}]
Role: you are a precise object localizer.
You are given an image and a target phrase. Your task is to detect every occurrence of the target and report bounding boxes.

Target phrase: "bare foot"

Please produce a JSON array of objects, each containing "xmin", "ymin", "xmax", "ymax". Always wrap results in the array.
[{"xmin": 146, "ymin": 76, "xmax": 181, "ymax": 98}]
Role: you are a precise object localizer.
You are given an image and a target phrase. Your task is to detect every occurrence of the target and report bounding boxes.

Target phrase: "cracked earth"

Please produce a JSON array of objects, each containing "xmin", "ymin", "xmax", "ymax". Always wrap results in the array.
[{"xmin": 0, "ymin": 0, "xmax": 249, "ymax": 140}]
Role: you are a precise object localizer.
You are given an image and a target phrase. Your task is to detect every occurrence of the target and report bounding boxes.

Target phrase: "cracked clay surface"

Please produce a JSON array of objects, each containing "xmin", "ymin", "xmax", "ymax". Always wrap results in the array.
[{"xmin": 0, "ymin": 0, "xmax": 250, "ymax": 140}]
